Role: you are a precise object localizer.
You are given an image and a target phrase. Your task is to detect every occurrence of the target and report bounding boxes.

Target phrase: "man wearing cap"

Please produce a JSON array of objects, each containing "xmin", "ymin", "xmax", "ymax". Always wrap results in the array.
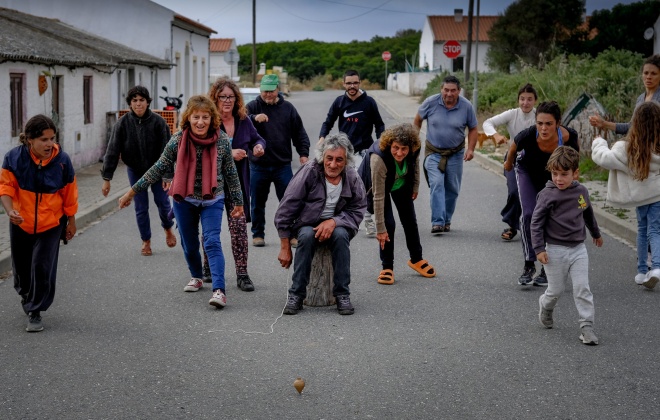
[
  {"xmin": 247, "ymin": 74, "xmax": 310, "ymax": 247},
  {"xmin": 319, "ymin": 69, "xmax": 384, "ymax": 236}
]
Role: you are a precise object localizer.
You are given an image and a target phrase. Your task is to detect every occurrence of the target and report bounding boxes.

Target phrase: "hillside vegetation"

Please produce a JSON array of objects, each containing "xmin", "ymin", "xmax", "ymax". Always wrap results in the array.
[{"xmin": 237, "ymin": 29, "xmax": 421, "ymax": 87}]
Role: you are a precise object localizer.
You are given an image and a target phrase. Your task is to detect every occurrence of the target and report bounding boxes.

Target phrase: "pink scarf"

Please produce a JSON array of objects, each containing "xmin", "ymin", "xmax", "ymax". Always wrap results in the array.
[{"xmin": 170, "ymin": 128, "xmax": 218, "ymax": 202}]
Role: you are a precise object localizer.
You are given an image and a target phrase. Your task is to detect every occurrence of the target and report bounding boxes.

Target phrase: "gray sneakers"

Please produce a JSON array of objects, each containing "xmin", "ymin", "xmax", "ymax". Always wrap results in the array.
[
  {"xmin": 579, "ymin": 326, "xmax": 599, "ymax": 345},
  {"xmin": 538, "ymin": 295, "xmax": 553, "ymax": 328},
  {"xmin": 26, "ymin": 312, "xmax": 43, "ymax": 333}
]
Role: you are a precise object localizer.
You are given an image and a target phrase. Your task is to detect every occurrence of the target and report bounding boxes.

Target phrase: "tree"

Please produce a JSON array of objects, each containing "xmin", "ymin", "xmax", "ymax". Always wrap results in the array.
[
  {"xmin": 565, "ymin": 1, "xmax": 660, "ymax": 57},
  {"xmin": 486, "ymin": 0, "xmax": 585, "ymax": 72}
]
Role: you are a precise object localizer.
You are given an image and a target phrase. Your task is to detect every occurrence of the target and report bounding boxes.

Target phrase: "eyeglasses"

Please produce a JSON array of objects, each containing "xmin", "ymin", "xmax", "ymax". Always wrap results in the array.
[
  {"xmin": 345, "ymin": 82, "xmax": 360, "ymax": 86},
  {"xmin": 217, "ymin": 95, "xmax": 236, "ymax": 102}
]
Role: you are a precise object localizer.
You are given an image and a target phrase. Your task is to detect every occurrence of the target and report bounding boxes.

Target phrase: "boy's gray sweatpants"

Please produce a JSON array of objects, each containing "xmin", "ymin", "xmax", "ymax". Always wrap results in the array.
[{"xmin": 539, "ymin": 243, "xmax": 594, "ymax": 327}]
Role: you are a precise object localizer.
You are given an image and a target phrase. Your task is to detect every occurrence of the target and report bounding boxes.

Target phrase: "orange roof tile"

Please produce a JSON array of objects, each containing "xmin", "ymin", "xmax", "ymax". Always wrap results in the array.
[
  {"xmin": 428, "ymin": 15, "xmax": 499, "ymax": 42},
  {"xmin": 209, "ymin": 38, "xmax": 233, "ymax": 52}
]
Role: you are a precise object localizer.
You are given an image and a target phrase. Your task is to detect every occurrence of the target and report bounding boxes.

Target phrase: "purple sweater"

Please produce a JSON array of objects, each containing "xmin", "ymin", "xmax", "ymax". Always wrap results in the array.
[{"xmin": 531, "ymin": 180, "xmax": 601, "ymax": 254}]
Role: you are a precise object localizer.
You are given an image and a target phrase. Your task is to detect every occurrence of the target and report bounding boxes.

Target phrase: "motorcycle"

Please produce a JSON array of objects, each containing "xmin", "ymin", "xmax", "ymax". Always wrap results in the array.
[{"xmin": 159, "ymin": 86, "xmax": 183, "ymax": 111}]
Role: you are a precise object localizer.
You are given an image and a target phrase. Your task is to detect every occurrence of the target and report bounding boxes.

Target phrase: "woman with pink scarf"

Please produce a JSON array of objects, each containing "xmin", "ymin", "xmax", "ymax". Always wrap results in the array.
[{"xmin": 119, "ymin": 95, "xmax": 243, "ymax": 309}]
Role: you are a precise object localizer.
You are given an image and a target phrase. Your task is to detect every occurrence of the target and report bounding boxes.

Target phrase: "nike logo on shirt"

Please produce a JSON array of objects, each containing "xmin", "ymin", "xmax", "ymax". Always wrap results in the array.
[{"xmin": 343, "ymin": 110, "xmax": 363, "ymax": 118}]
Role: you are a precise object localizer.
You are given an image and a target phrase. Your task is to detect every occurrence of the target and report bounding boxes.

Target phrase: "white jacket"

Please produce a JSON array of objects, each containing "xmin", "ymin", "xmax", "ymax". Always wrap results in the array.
[
  {"xmin": 591, "ymin": 137, "xmax": 660, "ymax": 208},
  {"xmin": 482, "ymin": 107, "xmax": 536, "ymax": 146}
]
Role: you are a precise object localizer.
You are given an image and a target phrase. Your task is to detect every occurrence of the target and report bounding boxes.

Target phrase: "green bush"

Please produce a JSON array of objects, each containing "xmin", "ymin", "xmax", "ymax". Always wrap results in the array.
[{"xmin": 421, "ymin": 48, "xmax": 644, "ymax": 123}]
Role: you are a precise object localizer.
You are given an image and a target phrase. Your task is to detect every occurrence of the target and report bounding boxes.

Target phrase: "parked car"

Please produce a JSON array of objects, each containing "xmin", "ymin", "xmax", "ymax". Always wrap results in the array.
[{"xmin": 240, "ymin": 87, "xmax": 260, "ymax": 103}]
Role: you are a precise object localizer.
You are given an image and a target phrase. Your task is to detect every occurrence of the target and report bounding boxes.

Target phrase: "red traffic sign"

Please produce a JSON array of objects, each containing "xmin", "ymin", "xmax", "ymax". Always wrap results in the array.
[
  {"xmin": 443, "ymin": 40, "xmax": 461, "ymax": 59},
  {"xmin": 382, "ymin": 51, "xmax": 391, "ymax": 61}
]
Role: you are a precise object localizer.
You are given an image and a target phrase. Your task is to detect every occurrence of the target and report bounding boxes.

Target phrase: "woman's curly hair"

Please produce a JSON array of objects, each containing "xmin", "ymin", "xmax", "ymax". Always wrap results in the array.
[
  {"xmin": 378, "ymin": 123, "xmax": 421, "ymax": 153},
  {"xmin": 178, "ymin": 95, "xmax": 221, "ymax": 133},
  {"xmin": 207, "ymin": 77, "xmax": 248, "ymax": 120},
  {"xmin": 627, "ymin": 101, "xmax": 660, "ymax": 181}
]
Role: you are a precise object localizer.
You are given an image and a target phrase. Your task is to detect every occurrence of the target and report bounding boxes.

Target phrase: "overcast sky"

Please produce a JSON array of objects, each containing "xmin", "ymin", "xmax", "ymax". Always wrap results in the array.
[{"xmin": 152, "ymin": 0, "xmax": 641, "ymax": 45}]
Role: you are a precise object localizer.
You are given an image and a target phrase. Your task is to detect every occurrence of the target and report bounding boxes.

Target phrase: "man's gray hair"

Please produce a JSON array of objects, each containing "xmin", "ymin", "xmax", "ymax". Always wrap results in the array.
[{"xmin": 315, "ymin": 132, "xmax": 354, "ymax": 165}]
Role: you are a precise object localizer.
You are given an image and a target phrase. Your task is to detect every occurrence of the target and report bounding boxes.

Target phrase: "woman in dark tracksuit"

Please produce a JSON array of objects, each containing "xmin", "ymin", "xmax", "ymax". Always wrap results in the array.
[
  {"xmin": 503, "ymin": 101, "xmax": 579, "ymax": 287},
  {"xmin": 0, "ymin": 115, "xmax": 78, "ymax": 332}
]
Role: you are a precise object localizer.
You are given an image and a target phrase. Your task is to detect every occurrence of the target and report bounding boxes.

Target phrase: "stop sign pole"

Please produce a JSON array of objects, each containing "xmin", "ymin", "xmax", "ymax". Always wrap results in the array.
[{"xmin": 382, "ymin": 51, "xmax": 391, "ymax": 89}]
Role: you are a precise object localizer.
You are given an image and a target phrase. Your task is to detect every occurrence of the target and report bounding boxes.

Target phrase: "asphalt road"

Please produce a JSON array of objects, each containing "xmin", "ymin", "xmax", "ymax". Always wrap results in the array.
[{"xmin": 0, "ymin": 90, "xmax": 658, "ymax": 419}]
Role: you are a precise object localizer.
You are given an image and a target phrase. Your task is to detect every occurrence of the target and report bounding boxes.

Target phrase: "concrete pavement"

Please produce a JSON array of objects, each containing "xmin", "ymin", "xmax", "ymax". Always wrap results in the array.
[{"xmin": 0, "ymin": 90, "xmax": 637, "ymax": 276}]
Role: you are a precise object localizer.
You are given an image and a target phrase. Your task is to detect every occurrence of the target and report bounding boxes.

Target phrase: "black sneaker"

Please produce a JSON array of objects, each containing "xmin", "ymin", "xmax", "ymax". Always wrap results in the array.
[
  {"xmin": 336, "ymin": 294, "xmax": 354, "ymax": 315},
  {"xmin": 237, "ymin": 274, "xmax": 255, "ymax": 292},
  {"xmin": 431, "ymin": 225, "xmax": 444, "ymax": 235},
  {"xmin": 533, "ymin": 266, "xmax": 548, "ymax": 287},
  {"xmin": 26, "ymin": 312, "xmax": 43, "ymax": 332},
  {"xmin": 284, "ymin": 294, "xmax": 304, "ymax": 315},
  {"xmin": 518, "ymin": 266, "xmax": 535, "ymax": 286}
]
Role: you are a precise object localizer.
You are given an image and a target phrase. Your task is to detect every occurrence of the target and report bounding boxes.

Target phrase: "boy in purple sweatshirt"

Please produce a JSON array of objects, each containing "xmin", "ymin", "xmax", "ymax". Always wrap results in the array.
[{"xmin": 531, "ymin": 147, "xmax": 603, "ymax": 345}]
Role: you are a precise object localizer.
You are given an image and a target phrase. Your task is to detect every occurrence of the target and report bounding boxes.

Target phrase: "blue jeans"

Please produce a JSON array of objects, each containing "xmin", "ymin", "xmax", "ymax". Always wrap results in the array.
[
  {"xmin": 636, "ymin": 201, "xmax": 660, "ymax": 273},
  {"xmin": 250, "ymin": 163, "xmax": 293, "ymax": 239},
  {"xmin": 289, "ymin": 226, "xmax": 352, "ymax": 298},
  {"xmin": 424, "ymin": 151, "xmax": 464, "ymax": 226},
  {"xmin": 127, "ymin": 167, "xmax": 174, "ymax": 241},
  {"xmin": 172, "ymin": 198, "xmax": 226, "ymax": 291}
]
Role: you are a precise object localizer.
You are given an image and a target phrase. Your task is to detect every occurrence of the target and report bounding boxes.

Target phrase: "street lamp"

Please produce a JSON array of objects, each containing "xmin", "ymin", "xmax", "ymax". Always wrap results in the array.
[{"xmin": 227, "ymin": 50, "xmax": 236, "ymax": 79}]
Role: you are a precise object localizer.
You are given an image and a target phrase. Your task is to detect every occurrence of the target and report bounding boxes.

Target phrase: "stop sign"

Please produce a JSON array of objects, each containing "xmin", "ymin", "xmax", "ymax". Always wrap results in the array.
[
  {"xmin": 443, "ymin": 40, "xmax": 462, "ymax": 59},
  {"xmin": 382, "ymin": 51, "xmax": 391, "ymax": 61}
]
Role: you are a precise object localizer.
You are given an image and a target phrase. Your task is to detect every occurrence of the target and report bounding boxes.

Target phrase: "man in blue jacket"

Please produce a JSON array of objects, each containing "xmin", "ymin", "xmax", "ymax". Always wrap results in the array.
[
  {"xmin": 319, "ymin": 69, "xmax": 384, "ymax": 236},
  {"xmin": 275, "ymin": 133, "xmax": 366, "ymax": 316}
]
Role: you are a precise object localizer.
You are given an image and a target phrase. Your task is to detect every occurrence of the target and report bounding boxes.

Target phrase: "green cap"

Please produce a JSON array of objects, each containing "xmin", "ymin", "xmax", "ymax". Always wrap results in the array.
[{"xmin": 260, "ymin": 74, "xmax": 279, "ymax": 91}]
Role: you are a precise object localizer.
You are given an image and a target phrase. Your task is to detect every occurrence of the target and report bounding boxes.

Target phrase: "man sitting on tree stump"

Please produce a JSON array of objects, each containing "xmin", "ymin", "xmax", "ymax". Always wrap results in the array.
[{"xmin": 275, "ymin": 133, "xmax": 366, "ymax": 315}]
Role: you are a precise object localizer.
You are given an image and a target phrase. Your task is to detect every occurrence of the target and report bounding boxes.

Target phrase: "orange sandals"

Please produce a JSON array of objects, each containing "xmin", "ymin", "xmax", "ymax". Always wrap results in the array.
[{"xmin": 407, "ymin": 259, "xmax": 436, "ymax": 278}]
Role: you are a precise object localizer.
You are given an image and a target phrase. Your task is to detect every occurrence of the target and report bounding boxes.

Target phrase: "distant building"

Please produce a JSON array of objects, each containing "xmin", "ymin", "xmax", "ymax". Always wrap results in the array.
[
  {"xmin": 0, "ymin": 0, "xmax": 216, "ymax": 168},
  {"xmin": 209, "ymin": 38, "xmax": 240, "ymax": 83},
  {"xmin": 419, "ymin": 10, "xmax": 498, "ymax": 74}
]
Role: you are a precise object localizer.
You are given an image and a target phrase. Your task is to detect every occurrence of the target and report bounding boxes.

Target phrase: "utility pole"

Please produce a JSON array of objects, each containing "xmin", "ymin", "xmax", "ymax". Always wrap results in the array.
[
  {"xmin": 252, "ymin": 0, "xmax": 256, "ymax": 85},
  {"xmin": 472, "ymin": 0, "xmax": 480, "ymax": 114},
  {"xmin": 465, "ymin": 0, "xmax": 474, "ymax": 83}
]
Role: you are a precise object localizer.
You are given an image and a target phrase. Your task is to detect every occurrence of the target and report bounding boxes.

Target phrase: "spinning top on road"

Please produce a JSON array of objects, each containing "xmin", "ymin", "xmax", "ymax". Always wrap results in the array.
[{"xmin": 293, "ymin": 377, "xmax": 305, "ymax": 394}]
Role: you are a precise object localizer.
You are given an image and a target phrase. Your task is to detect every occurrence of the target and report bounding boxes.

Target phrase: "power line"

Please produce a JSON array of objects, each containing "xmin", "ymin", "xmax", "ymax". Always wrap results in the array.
[
  {"xmin": 318, "ymin": 0, "xmax": 427, "ymax": 15},
  {"xmin": 267, "ymin": 0, "xmax": 395, "ymax": 24}
]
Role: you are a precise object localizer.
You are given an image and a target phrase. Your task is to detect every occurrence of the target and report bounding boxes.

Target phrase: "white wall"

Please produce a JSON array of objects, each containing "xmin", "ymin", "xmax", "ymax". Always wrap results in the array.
[
  {"xmin": 432, "ymin": 41, "xmax": 492, "ymax": 73},
  {"xmin": 0, "ymin": 63, "xmax": 111, "ymax": 168},
  {"xmin": 209, "ymin": 49, "xmax": 240, "ymax": 83},
  {"xmin": 419, "ymin": 18, "xmax": 435, "ymax": 70},
  {"xmin": 170, "ymin": 26, "xmax": 212, "ymax": 101},
  {"xmin": 387, "ymin": 72, "xmax": 439, "ymax": 96}
]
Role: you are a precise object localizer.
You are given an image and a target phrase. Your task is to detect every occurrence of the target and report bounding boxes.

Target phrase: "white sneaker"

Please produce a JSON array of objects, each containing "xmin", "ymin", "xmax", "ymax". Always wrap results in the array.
[
  {"xmin": 364, "ymin": 216, "xmax": 376, "ymax": 236},
  {"xmin": 184, "ymin": 277, "xmax": 203, "ymax": 292},
  {"xmin": 635, "ymin": 273, "xmax": 647, "ymax": 285},
  {"xmin": 643, "ymin": 269, "xmax": 660, "ymax": 289},
  {"xmin": 209, "ymin": 290, "xmax": 227, "ymax": 308}
]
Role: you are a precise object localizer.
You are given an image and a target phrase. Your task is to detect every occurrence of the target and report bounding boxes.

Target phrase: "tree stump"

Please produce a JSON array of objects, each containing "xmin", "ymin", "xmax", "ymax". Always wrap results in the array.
[{"xmin": 304, "ymin": 244, "xmax": 335, "ymax": 306}]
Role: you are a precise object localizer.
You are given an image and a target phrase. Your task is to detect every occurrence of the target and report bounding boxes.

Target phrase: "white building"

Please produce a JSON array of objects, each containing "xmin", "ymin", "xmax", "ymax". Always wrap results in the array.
[
  {"xmin": 209, "ymin": 38, "xmax": 240, "ymax": 83},
  {"xmin": 0, "ymin": 0, "xmax": 217, "ymax": 168},
  {"xmin": 0, "ymin": 7, "xmax": 170, "ymax": 168},
  {"xmin": 419, "ymin": 10, "xmax": 498, "ymax": 74},
  {"xmin": 0, "ymin": 0, "xmax": 216, "ymax": 110}
]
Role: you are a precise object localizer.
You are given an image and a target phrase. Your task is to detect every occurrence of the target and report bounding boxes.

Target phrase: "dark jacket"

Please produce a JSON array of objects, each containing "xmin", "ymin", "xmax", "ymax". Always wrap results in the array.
[
  {"xmin": 247, "ymin": 93, "xmax": 310, "ymax": 166},
  {"xmin": 531, "ymin": 180, "xmax": 601, "ymax": 254},
  {"xmin": 514, "ymin": 125, "xmax": 579, "ymax": 192},
  {"xmin": 319, "ymin": 91, "xmax": 385, "ymax": 153},
  {"xmin": 221, "ymin": 116, "xmax": 266, "ymax": 222},
  {"xmin": 274, "ymin": 160, "xmax": 366, "ymax": 239},
  {"xmin": 102, "ymin": 109, "xmax": 171, "ymax": 179}
]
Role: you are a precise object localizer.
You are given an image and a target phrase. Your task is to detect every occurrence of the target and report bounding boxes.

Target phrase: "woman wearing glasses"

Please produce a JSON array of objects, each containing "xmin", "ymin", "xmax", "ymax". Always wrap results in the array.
[{"xmin": 205, "ymin": 77, "xmax": 266, "ymax": 292}]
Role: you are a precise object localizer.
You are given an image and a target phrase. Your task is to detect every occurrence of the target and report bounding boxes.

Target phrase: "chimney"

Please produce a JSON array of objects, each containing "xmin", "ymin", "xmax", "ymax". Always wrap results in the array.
[{"xmin": 454, "ymin": 8, "xmax": 463, "ymax": 22}]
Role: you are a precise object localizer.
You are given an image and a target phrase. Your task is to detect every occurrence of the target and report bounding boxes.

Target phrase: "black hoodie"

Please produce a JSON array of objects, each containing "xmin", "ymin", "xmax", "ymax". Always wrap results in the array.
[{"xmin": 319, "ymin": 90, "xmax": 385, "ymax": 153}]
